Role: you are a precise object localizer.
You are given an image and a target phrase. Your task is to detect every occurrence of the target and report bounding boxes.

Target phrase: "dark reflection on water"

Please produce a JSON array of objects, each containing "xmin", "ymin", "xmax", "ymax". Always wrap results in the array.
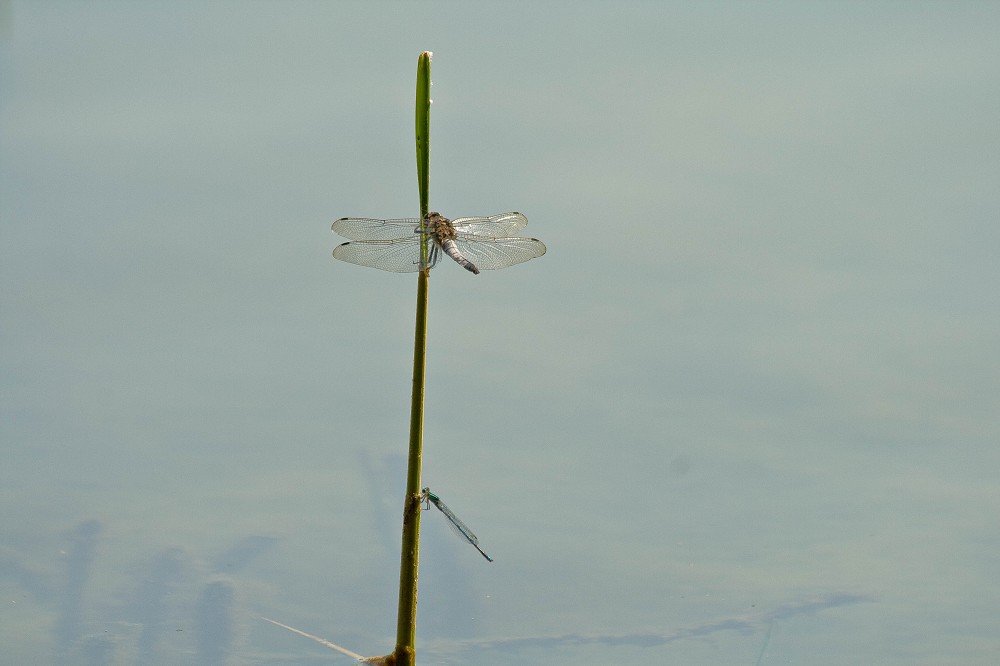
[
  {"xmin": 130, "ymin": 547, "xmax": 186, "ymax": 663},
  {"xmin": 2, "ymin": 519, "xmax": 282, "ymax": 664},
  {"xmin": 195, "ymin": 580, "xmax": 236, "ymax": 665},
  {"xmin": 55, "ymin": 519, "xmax": 101, "ymax": 659},
  {"xmin": 12, "ymin": 517, "xmax": 873, "ymax": 664},
  {"xmin": 0, "ymin": 545, "xmax": 53, "ymax": 603},
  {"xmin": 76, "ymin": 634, "xmax": 116, "ymax": 666},
  {"xmin": 212, "ymin": 536, "xmax": 279, "ymax": 574},
  {"xmin": 428, "ymin": 593, "xmax": 875, "ymax": 657},
  {"xmin": 265, "ymin": 592, "xmax": 874, "ymax": 663}
]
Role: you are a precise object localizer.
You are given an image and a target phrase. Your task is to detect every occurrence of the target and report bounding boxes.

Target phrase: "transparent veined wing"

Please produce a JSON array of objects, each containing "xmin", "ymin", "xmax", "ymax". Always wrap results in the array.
[
  {"xmin": 449, "ymin": 212, "xmax": 529, "ymax": 237},
  {"xmin": 331, "ymin": 217, "xmax": 422, "ymax": 241},
  {"xmin": 331, "ymin": 212, "xmax": 544, "ymax": 273},
  {"xmin": 423, "ymin": 488, "xmax": 493, "ymax": 562},
  {"xmin": 332, "ymin": 238, "xmax": 440, "ymax": 273},
  {"xmin": 449, "ymin": 235, "xmax": 547, "ymax": 271},
  {"xmin": 331, "ymin": 217, "xmax": 439, "ymax": 272}
]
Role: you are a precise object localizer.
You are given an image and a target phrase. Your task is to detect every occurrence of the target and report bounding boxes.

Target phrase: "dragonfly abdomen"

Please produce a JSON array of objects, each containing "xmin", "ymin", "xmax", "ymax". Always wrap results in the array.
[{"xmin": 439, "ymin": 238, "xmax": 480, "ymax": 275}]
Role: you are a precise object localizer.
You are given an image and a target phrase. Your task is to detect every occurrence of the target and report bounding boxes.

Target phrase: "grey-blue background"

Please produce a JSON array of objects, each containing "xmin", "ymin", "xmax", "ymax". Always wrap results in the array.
[{"xmin": 2, "ymin": 1, "xmax": 998, "ymax": 664}]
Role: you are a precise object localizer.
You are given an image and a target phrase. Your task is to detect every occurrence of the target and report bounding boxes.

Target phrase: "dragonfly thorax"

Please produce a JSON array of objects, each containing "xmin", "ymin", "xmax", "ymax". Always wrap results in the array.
[{"xmin": 425, "ymin": 212, "xmax": 458, "ymax": 242}]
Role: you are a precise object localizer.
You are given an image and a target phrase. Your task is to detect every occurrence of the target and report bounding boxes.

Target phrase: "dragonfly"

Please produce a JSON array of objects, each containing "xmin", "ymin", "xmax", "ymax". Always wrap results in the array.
[
  {"xmin": 331, "ymin": 211, "xmax": 546, "ymax": 275},
  {"xmin": 422, "ymin": 487, "xmax": 493, "ymax": 562}
]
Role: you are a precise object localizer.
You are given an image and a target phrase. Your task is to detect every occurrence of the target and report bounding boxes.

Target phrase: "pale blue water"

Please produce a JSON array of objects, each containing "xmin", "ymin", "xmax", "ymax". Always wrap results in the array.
[{"xmin": 2, "ymin": 2, "xmax": 998, "ymax": 664}]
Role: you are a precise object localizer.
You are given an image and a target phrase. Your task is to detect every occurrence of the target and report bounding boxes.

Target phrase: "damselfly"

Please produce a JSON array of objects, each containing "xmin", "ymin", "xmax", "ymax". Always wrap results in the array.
[{"xmin": 422, "ymin": 487, "xmax": 493, "ymax": 562}]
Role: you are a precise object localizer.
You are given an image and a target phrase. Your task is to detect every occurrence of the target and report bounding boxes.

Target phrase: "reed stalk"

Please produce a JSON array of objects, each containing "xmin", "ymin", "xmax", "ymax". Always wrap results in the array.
[{"xmin": 391, "ymin": 50, "xmax": 433, "ymax": 666}]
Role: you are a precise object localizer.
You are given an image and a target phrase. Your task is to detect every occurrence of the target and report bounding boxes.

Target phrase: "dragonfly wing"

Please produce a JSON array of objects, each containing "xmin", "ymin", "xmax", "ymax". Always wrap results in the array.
[
  {"xmin": 449, "ymin": 212, "xmax": 528, "ymax": 237},
  {"xmin": 450, "ymin": 235, "xmax": 547, "ymax": 271},
  {"xmin": 332, "ymin": 217, "xmax": 421, "ymax": 241},
  {"xmin": 333, "ymin": 238, "xmax": 438, "ymax": 272}
]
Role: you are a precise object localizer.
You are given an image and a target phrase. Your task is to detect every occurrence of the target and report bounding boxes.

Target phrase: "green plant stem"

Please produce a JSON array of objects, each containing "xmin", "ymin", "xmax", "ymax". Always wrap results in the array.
[
  {"xmin": 415, "ymin": 52, "xmax": 431, "ymax": 236},
  {"xmin": 392, "ymin": 50, "xmax": 432, "ymax": 666}
]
